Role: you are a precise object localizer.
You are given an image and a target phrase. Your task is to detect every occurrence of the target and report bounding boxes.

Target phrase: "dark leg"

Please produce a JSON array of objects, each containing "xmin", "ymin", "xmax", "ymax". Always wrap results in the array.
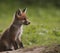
[
  {"xmin": 19, "ymin": 42, "xmax": 24, "ymax": 48},
  {"xmin": 17, "ymin": 39, "xmax": 24, "ymax": 48},
  {"xmin": 12, "ymin": 41, "xmax": 18, "ymax": 50}
]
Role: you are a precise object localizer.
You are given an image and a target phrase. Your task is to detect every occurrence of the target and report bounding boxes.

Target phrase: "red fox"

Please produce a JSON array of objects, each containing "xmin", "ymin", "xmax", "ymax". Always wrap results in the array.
[{"xmin": 0, "ymin": 8, "xmax": 30, "ymax": 52}]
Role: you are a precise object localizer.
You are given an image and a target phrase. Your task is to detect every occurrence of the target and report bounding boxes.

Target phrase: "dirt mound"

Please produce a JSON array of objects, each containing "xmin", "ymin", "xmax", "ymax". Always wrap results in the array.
[{"xmin": 0, "ymin": 44, "xmax": 60, "ymax": 53}]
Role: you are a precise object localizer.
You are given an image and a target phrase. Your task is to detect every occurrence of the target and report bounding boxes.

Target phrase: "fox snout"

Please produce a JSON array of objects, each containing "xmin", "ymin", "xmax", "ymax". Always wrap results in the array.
[{"xmin": 24, "ymin": 20, "xmax": 30, "ymax": 25}]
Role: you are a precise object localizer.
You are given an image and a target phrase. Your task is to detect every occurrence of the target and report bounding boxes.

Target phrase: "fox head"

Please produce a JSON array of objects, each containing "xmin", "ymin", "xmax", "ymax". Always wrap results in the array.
[{"xmin": 15, "ymin": 8, "xmax": 30, "ymax": 25}]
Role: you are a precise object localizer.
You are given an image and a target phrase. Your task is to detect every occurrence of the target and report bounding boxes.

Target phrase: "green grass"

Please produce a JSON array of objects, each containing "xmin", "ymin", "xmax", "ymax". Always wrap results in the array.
[{"xmin": 0, "ymin": 1, "xmax": 60, "ymax": 47}]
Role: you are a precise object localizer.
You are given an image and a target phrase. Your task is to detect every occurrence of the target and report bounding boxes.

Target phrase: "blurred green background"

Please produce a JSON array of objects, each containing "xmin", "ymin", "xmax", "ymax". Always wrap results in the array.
[{"xmin": 0, "ymin": 0, "xmax": 60, "ymax": 47}]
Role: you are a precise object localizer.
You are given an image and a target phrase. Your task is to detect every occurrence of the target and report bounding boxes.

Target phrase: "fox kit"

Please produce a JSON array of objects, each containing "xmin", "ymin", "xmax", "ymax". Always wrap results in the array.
[{"xmin": 0, "ymin": 8, "xmax": 30, "ymax": 52}]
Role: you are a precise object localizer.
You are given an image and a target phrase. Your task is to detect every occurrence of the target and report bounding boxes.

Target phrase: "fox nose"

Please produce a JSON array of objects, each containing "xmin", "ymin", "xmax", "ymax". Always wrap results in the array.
[
  {"xmin": 24, "ymin": 20, "xmax": 30, "ymax": 25},
  {"xmin": 25, "ymin": 21, "xmax": 30, "ymax": 25},
  {"xmin": 28, "ymin": 22, "xmax": 30, "ymax": 24}
]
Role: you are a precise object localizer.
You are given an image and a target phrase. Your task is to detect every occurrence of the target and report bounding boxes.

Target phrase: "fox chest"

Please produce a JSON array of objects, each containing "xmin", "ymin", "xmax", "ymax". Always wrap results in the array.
[
  {"xmin": 17, "ymin": 26, "xmax": 23, "ymax": 37},
  {"xmin": 12, "ymin": 26, "xmax": 23, "ymax": 40}
]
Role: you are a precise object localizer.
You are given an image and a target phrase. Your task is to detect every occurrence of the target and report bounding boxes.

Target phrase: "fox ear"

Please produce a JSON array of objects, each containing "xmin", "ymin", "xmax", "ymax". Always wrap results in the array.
[
  {"xmin": 16, "ymin": 8, "xmax": 22, "ymax": 16},
  {"xmin": 16, "ymin": 8, "xmax": 22, "ymax": 18},
  {"xmin": 22, "ymin": 8, "xmax": 27, "ymax": 13}
]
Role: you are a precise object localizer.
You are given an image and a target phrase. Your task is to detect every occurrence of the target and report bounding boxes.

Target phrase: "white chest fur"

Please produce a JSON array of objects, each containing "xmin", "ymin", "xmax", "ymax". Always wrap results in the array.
[
  {"xmin": 19, "ymin": 25, "xmax": 23, "ymax": 37},
  {"xmin": 15, "ymin": 25, "xmax": 23, "ymax": 40}
]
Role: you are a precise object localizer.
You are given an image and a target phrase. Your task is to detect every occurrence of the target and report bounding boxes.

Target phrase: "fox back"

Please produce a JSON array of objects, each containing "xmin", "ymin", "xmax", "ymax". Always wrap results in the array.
[{"xmin": 0, "ymin": 8, "xmax": 30, "ymax": 52}]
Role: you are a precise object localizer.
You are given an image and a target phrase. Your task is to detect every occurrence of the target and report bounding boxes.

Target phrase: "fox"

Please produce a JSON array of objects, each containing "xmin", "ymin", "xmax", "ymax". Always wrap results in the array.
[{"xmin": 0, "ymin": 8, "xmax": 30, "ymax": 52}]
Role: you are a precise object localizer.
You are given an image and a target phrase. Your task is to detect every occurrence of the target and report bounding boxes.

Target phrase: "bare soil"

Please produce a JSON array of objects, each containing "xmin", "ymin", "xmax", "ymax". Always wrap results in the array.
[{"xmin": 0, "ymin": 44, "xmax": 60, "ymax": 53}]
